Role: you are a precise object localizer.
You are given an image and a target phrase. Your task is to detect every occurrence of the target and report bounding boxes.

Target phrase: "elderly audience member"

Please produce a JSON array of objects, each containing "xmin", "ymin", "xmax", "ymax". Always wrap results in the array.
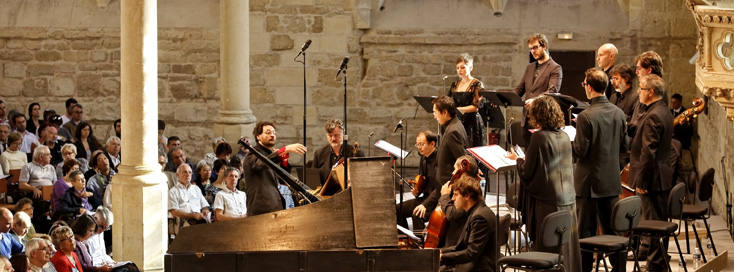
[
  {"xmin": 86, "ymin": 207, "xmax": 138, "ymax": 272},
  {"xmin": 0, "ymin": 123, "xmax": 10, "ymax": 155},
  {"xmin": 55, "ymin": 144, "xmax": 88, "ymax": 182},
  {"xmin": 19, "ymin": 146, "xmax": 56, "ymax": 233},
  {"xmin": 164, "ymin": 147, "xmax": 196, "ymax": 177},
  {"xmin": 86, "ymin": 151, "xmax": 114, "ymax": 209},
  {"xmin": 56, "ymin": 170, "xmax": 92, "ymax": 222},
  {"xmin": 70, "ymin": 214, "xmax": 112, "ymax": 272},
  {"xmin": 203, "ymin": 137, "xmax": 226, "ymax": 165},
  {"xmin": 41, "ymin": 126, "xmax": 65, "ymax": 166},
  {"xmin": 193, "ymin": 160, "xmax": 212, "ymax": 196},
  {"xmin": 26, "ymin": 238, "xmax": 56, "ymax": 272},
  {"xmin": 1, "ymin": 132, "xmax": 27, "ymax": 175},
  {"xmin": 169, "ymin": 164, "xmax": 210, "ymax": 225},
  {"xmin": 50, "ymin": 226, "xmax": 83, "ymax": 272},
  {"xmin": 0, "ymin": 208, "xmax": 24, "ymax": 259},
  {"xmin": 213, "ymin": 168, "xmax": 247, "ymax": 222},
  {"xmin": 14, "ymin": 199, "xmax": 36, "ymax": 238},
  {"xmin": 9, "ymin": 211, "xmax": 31, "ymax": 246},
  {"xmin": 0, "ymin": 256, "xmax": 9, "ymax": 272},
  {"xmin": 102, "ymin": 137, "xmax": 120, "ymax": 173}
]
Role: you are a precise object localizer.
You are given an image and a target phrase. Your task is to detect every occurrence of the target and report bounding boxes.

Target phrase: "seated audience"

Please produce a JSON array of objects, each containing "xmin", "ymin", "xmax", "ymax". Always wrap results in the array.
[
  {"xmin": 19, "ymin": 146, "xmax": 56, "ymax": 233},
  {"xmin": 164, "ymin": 147, "xmax": 195, "ymax": 177},
  {"xmin": 0, "ymin": 123, "xmax": 10, "ymax": 155},
  {"xmin": 40, "ymin": 125, "xmax": 65, "ymax": 166},
  {"xmin": 60, "ymin": 98, "xmax": 77, "ymax": 126},
  {"xmin": 53, "ymin": 160, "xmax": 82, "ymax": 213},
  {"xmin": 9, "ymin": 211, "xmax": 31, "ymax": 246},
  {"xmin": 55, "ymin": 144, "xmax": 88, "ymax": 181},
  {"xmin": 12, "ymin": 113, "xmax": 40, "ymax": 156},
  {"xmin": 215, "ymin": 143, "xmax": 232, "ymax": 163},
  {"xmin": 1, "ymin": 132, "xmax": 27, "ymax": 175},
  {"xmin": 213, "ymin": 168, "xmax": 247, "ymax": 222},
  {"xmin": 169, "ymin": 164, "xmax": 210, "ymax": 225},
  {"xmin": 112, "ymin": 119, "xmax": 121, "ymax": 139},
  {"xmin": 9, "ymin": 253, "xmax": 29, "ymax": 272},
  {"xmin": 0, "ymin": 256, "xmax": 9, "ymax": 272},
  {"xmin": 157, "ymin": 120, "xmax": 167, "ymax": 155},
  {"xmin": 70, "ymin": 214, "xmax": 112, "ymax": 272},
  {"xmin": 27, "ymin": 103, "xmax": 42, "ymax": 136},
  {"xmin": 204, "ymin": 159, "xmax": 228, "ymax": 206},
  {"xmin": 159, "ymin": 152, "xmax": 177, "ymax": 189},
  {"xmin": 86, "ymin": 151, "xmax": 114, "ymax": 209},
  {"xmin": 26, "ymin": 237, "xmax": 56, "ymax": 272},
  {"xmin": 50, "ymin": 226, "xmax": 83, "ymax": 272},
  {"xmin": 0, "ymin": 208, "xmax": 24, "ymax": 259},
  {"xmin": 56, "ymin": 170, "xmax": 92, "ymax": 222},
  {"xmin": 61, "ymin": 103, "xmax": 83, "ymax": 143},
  {"xmin": 73, "ymin": 122, "xmax": 102, "ymax": 163},
  {"xmin": 102, "ymin": 137, "xmax": 120, "ymax": 173},
  {"xmin": 87, "ymin": 207, "xmax": 139, "ymax": 272}
]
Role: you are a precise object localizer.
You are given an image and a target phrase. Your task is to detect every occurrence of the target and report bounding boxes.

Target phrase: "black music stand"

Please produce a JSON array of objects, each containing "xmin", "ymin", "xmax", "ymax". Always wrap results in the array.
[
  {"xmin": 413, "ymin": 95, "xmax": 441, "ymax": 134},
  {"xmin": 546, "ymin": 93, "xmax": 589, "ymax": 126},
  {"xmin": 480, "ymin": 91, "xmax": 524, "ymax": 109}
]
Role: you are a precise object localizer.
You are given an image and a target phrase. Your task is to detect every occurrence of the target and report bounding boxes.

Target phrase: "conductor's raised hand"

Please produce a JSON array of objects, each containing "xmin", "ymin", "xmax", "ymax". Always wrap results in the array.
[{"xmin": 285, "ymin": 144, "xmax": 307, "ymax": 155}]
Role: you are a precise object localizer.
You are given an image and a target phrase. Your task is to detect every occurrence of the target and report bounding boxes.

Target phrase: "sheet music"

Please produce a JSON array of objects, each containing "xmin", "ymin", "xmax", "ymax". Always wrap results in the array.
[
  {"xmin": 467, "ymin": 145, "xmax": 516, "ymax": 172},
  {"xmin": 396, "ymin": 225, "xmax": 421, "ymax": 244},
  {"xmin": 529, "ymin": 126, "xmax": 577, "ymax": 142},
  {"xmin": 374, "ymin": 140, "xmax": 410, "ymax": 159}
]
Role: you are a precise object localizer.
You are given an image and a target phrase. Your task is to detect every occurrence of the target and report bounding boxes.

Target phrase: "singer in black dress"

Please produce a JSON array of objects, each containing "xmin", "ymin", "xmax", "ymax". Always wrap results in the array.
[{"xmin": 448, "ymin": 53, "xmax": 487, "ymax": 148}]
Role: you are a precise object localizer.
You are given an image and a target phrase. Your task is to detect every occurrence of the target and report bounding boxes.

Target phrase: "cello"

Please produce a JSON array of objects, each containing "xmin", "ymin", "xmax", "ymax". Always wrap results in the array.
[
  {"xmin": 423, "ymin": 158, "xmax": 471, "ymax": 248},
  {"xmin": 673, "ymin": 97, "xmax": 705, "ymax": 126}
]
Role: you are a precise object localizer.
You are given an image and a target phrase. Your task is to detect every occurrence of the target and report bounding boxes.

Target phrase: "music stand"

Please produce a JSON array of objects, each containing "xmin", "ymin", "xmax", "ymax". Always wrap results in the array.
[
  {"xmin": 480, "ymin": 91, "xmax": 524, "ymax": 109},
  {"xmin": 546, "ymin": 93, "xmax": 589, "ymax": 126},
  {"xmin": 413, "ymin": 96, "xmax": 437, "ymax": 113}
]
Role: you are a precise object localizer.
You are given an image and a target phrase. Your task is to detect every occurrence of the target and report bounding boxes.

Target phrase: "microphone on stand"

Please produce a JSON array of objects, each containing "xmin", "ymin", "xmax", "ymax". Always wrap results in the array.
[
  {"xmin": 336, "ymin": 56, "xmax": 350, "ymax": 78},
  {"xmin": 393, "ymin": 119, "xmax": 404, "ymax": 133},
  {"xmin": 294, "ymin": 39, "xmax": 312, "ymax": 59}
]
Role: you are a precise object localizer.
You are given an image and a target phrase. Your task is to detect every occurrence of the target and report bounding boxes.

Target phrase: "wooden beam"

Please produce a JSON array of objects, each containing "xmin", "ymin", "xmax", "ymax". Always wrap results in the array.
[{"xmin": 695, "ymin": 250, "xmax": 728, "ymax": 272}]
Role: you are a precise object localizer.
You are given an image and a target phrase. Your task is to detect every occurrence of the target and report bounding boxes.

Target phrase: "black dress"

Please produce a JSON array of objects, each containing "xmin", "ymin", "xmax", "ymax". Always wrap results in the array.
[{"xmin": 449, "ymin": 79, "xmax": 486, "ymax": 148}]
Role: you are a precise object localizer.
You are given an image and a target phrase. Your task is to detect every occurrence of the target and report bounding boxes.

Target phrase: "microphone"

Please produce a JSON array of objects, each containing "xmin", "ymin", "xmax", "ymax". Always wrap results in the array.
[
  {"xmin": 295, "ymin": 39, "xmax": 312, "ymax": 58},
  {"xmin": 442, "ymin": 75, "xmax": 449, "ymax": 80},
  {"xmin": 507, "ymin": 117, "xmax": 514, "ymax": 125},
  {"xmin": 336, "ymin": 56, "xmax": 350, "ymax": 77},
  {"xmin": 393, "ymin": 119, "xmax": 404, "ymax": 133},
  {"xmin": 368, "ymin": 132, "xmax": 375, "ymax": 137}
]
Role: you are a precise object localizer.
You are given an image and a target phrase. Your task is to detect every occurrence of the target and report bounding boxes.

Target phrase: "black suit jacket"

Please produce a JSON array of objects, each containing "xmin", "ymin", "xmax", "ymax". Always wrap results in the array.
[
  {"xmin": 629, "ymin": 100, "xmax": 674, "ymax": 191},
  {"xmin": 441, "ymin": 202, "xmax": 497, "ymax": 272},
  {"xmin": 512, "ymin": 58, "xmax": 563, "ymax": 127},
  {"xmin": 437, "ymin": 117, "xmax": 468, "ymax": 184},
  {"xmin": 244, "ymin": 143, "xmax": 287, "ymax": 216},
  {"xmin": 572, "ymin": 96, "xmax": 627, "ymax": 198},
  {"xmin": 311, "ymin": 144, "xmax": 364, "ymax": 185}
]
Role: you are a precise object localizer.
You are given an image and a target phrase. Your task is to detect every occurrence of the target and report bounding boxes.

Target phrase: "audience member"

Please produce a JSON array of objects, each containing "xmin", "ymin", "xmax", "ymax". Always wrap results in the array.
[
  {"xmin": 157, "ymin": 120, "xmax": 167, "ymax": 155},
  {"xmin": 204, "ymin": 159, "xmax": 228, "ymax": 207},
  {"xmin": 215, "ymin": 143, "xmax": 232, "ymax": 162},
  {"xmin": 0, "ymin": 256, "xmax": 9, "ymax": 272},
  {"xmin": 86, "ymin": 151, "xmax": 114, "ymax": 209},
  {"xmin": 86, "ymin": 207, "xmax": 138, "ymax": 272},
  {"xmin": 12, "ymin": 113, "xmax": 40, "ymax": 156},
  {"xmin": 102, "ymin": 137, "xmax": 120, "ymax": 173},
  {"xmin": 55, "ymin": 144, "xmax": 88, "ymax": 182},
  {"xmin": 50, "ymin": 226, "xmax": 83, "ymax": 272},
  {"xmin": 193, "ymin": 160, "xmax": 212, "ymax": 196},
  {"xmin": 159, "ymin": 152, "xmax": 177, "ymax": 189},
  {"xmin": 56, "ymin": 170, "xmax": 92, "ymax": 222},
  {"xmin": 0, "ymin": 101, "xmax": 7, "ymax": 124},
  {"xmin": 27, "ymin": 103, "xmax": 42, "ymax": 137},
  {"xmin": 26, "ymin": 238, "xmax": 55, "ymax": 272},
  {"xmin": 0, "ymin": 123, "xmax": 9, "ymax": 155},
  {"xmin": 72, "ymin": 122, "xmax": 101, "ymax": 163},
  {"xmin": 6, "ymin": 111, "xmax": 19, "ymax": 132},
  {"xmin": 112, "ymin": 119, "xmax": 121, "ymax": 139},
  {"xmin": 40, "ymin": 126, "xmax": 64, "ymax": 166},
  {"xmin": 70, "ymin": 214, "xmax": 112, "ymax": 272},
  {"xmin": 9, "ymin": 211, "xmax": 31, "ymax": 246},
  {"xmin": 61, "ymin": 103, "xmax": 85, "ymax": 142},
  {"xmin": 0, "ymin": 208, "xmax": 24, "ymax": 259},
  {"xmin": 9, "ymin": 254, "xmax": 29, "ymax": 272},
  {"xmin": 168, "ymin": 164, "xmax": 210, "ymax": 225},
  {"xmin": 19, "ymin": 146, "xmax": 57, "ymax": 198},
  {"xmin": 1, "ymin": 132, "xmax": 26, "ymax": 175},
  {"xmin": 60, "ymin": 99, "xmax": 77, "ymax": 125},
  {"xmin": 13, "ymin": 199, "xmax": 36, "ymax": 239},
  {"xmin": 163, "ymin": 147, "xmax": 195, "ymax": 178},
  {"xmin": 213, "ymin": 167, "xmax": 247, "ymax": 221},
  {"xmin": 203, "ymin": 137, "xmax": 226, "ymax": 165}
]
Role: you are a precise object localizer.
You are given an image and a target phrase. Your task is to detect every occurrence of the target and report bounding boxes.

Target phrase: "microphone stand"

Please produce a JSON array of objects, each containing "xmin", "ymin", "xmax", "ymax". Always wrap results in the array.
[
  {"xmin": 294, "ymin": 50, "xmax": 308, "ymax": 186},
  {"xmin": 341, "ymin": 66, "xmax": 349, "ymax": 187},
  {"xmin": 368, "ymin": 133, "xmax": 374, "ymax": 156}
]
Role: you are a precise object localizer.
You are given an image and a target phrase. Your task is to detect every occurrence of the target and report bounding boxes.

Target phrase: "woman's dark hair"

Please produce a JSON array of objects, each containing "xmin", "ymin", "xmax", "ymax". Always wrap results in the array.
[
  {"xmin": 10, "ymin": 254, "xmax": 29, "ymax": 272},
  {"xmin": 70, "ymin": 213, "xmax": 97, "ymax": 237},
  {"xmin": 28, "ymin": 102, "xmax": 40, "ymax": 118},
  {"xmin": 63, "ymin": 159, "xmax": 81, "ymax": 176},
  {"xmin": 213, "ymin": 159, "xmax": 228, "ymax": 174},
  {"xmin": 75, "ymin": 121, "xmax": 93, "ymax": 140},
  {"xmin": 215, "ymin": 142, "xmax": 233, "ymax": 157}
]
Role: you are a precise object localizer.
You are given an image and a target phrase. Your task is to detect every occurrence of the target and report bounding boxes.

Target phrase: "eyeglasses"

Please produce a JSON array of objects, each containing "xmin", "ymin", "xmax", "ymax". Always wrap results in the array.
[
  {"xmin": 415, "ymin": 143, "xmax": 427, "ymax": 148},
  {"xmin": 528, "ymin": 45, "xmax": 542, "ymax": 52},
  {"xmin": 34, "ymin": 246, "xmax": 48, "ymax": 251},
  {"xmin": 74, "ymin": 111, "xmax": 83, "ymax": 114},
  {"xmin": 263, "ymin": 130, "xmax": 277, "ymax": 136},
  {"xmin": 581, "ymin": 82, "xmax": 588, "ymax": 88},
  {"xmin": 97, "ymin": 224, "xmax": 111, "ymax": 232}
]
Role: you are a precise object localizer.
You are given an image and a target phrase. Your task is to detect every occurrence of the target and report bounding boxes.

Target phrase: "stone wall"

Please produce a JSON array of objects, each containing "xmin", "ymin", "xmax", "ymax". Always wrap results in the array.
[{"xmin": 0, "ymin": 0, "xmax": 701, "ymax": 170}]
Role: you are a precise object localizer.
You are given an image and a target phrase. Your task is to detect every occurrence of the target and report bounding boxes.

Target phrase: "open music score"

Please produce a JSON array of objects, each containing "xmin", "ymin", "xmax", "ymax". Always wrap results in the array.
[
  {"xmin": 529, "ymin": 125, "xmax": 577, "ymax": 141},
  {"xmin": 374, "ymin": 140, "xmax": 411, "ymax": 159},
  {"xmin": 467, "ymin": 145, "xmax": 517, "ymax": 172}
]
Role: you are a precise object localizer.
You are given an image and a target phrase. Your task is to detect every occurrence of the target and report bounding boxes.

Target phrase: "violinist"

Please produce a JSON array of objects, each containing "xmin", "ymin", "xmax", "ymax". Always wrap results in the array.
[
  {"xmin": 670, "ymin": 93, "xmax": 694, "ymax": 149},
  {"xmin": 310, "ymin": 119, "xmax": 364, "ymax": 185},
  {"xmin": 396, "ymin": 130, "xmax": 439, "ymax": 231}
]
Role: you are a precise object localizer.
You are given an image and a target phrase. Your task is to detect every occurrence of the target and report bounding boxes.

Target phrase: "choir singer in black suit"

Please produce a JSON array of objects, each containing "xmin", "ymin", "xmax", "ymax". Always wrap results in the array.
[
  {"xmin": 629, "ymin": 74, "xmax": 674, "ymax": 272},
  {"xmin": 440, "ymin": 174, "xmax": 497, "ymax": 272},
  {"xmin": 573, "ymin": 68, "xmax": 628, "ymax": 272}
]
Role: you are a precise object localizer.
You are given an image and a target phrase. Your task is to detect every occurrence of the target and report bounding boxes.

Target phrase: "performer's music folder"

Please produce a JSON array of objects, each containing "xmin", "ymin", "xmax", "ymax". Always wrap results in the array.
[{"xmin": 467, "ymin": 145, "xmax": 517, "ymax": 172}]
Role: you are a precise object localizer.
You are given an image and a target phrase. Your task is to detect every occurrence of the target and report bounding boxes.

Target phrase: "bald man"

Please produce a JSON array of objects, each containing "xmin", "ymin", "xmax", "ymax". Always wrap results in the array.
[
  {"xmin": 0, "ymin": 208, "xmax": 24, "ymax": 259},
  {"xmin": 597, "ymin": 43, "xmax": 618, "ymax": 99}
]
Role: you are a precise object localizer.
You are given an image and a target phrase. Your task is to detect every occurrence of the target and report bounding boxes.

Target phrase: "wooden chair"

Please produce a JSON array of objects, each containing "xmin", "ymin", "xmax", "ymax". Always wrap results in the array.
[{"xmin": 0, "ymin": 178, "xmax": 15, "ymax": 211}]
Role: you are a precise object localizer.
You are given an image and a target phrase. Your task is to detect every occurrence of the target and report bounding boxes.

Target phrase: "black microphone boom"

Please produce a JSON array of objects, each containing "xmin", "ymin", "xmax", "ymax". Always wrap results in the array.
[
  {"xmin": 336, "ymin": 56, "xmax": 350, "ymax": 77},
  {"xmin": 295, "ymin": 39, "xmax": 312, "ymax": 58}
]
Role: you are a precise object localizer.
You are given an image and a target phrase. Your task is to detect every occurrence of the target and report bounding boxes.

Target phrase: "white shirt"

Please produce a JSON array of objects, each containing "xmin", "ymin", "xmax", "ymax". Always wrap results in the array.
[
  {"xmin": 60, "ymin": 115, "xmax": 71, "ymax": 125},
  {"xmin": 212, "ymin": 187, "xmax": 247, "ymax": 218},
  {"xmin": 168, "ymin": 182, "xmax": 208, "ymax": 217},
  {"xmin": 85, "ymin": 232, "xmax": 114, "ymax": 266},
  {"xmin": 19, "ymin": 131, "xmax": 39, "ymax": 154},
  {"xmin": 20, "ymin": 161, "xmax": 57, "ymax": 188}
]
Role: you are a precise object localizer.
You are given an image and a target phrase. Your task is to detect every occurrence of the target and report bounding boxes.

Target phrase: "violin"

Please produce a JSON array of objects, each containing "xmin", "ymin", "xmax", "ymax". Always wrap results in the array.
[
  {"xmin": 408, "ymin": 175, "xmax": 427, "ymax": 197},
  {"xmin": 423, "ymin": 158, "xmax": 471, "ymax": 248},
  {"xmin": 673, "ymin": 97, "xmax": 705, "ymax": 126}
]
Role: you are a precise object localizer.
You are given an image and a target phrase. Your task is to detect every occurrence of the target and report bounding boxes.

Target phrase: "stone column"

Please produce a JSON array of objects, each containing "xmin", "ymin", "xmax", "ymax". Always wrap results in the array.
[
  {"xmin": 112, "ymin": 0, "xmax": 167, "ymax": 271},
  {"xmin": 213, "ymin": 0, "xmax": 257, "ymax": 144}
]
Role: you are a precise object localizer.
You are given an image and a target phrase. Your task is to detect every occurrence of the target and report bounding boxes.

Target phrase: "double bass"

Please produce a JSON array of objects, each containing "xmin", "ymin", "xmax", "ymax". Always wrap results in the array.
[
  {"xmin": 423, "ymin": 158, "xmax": 471, "ymax": 248},
  {"xmin": 673, "ymin": 97, "xmax": 705, "ymax": 126}
]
